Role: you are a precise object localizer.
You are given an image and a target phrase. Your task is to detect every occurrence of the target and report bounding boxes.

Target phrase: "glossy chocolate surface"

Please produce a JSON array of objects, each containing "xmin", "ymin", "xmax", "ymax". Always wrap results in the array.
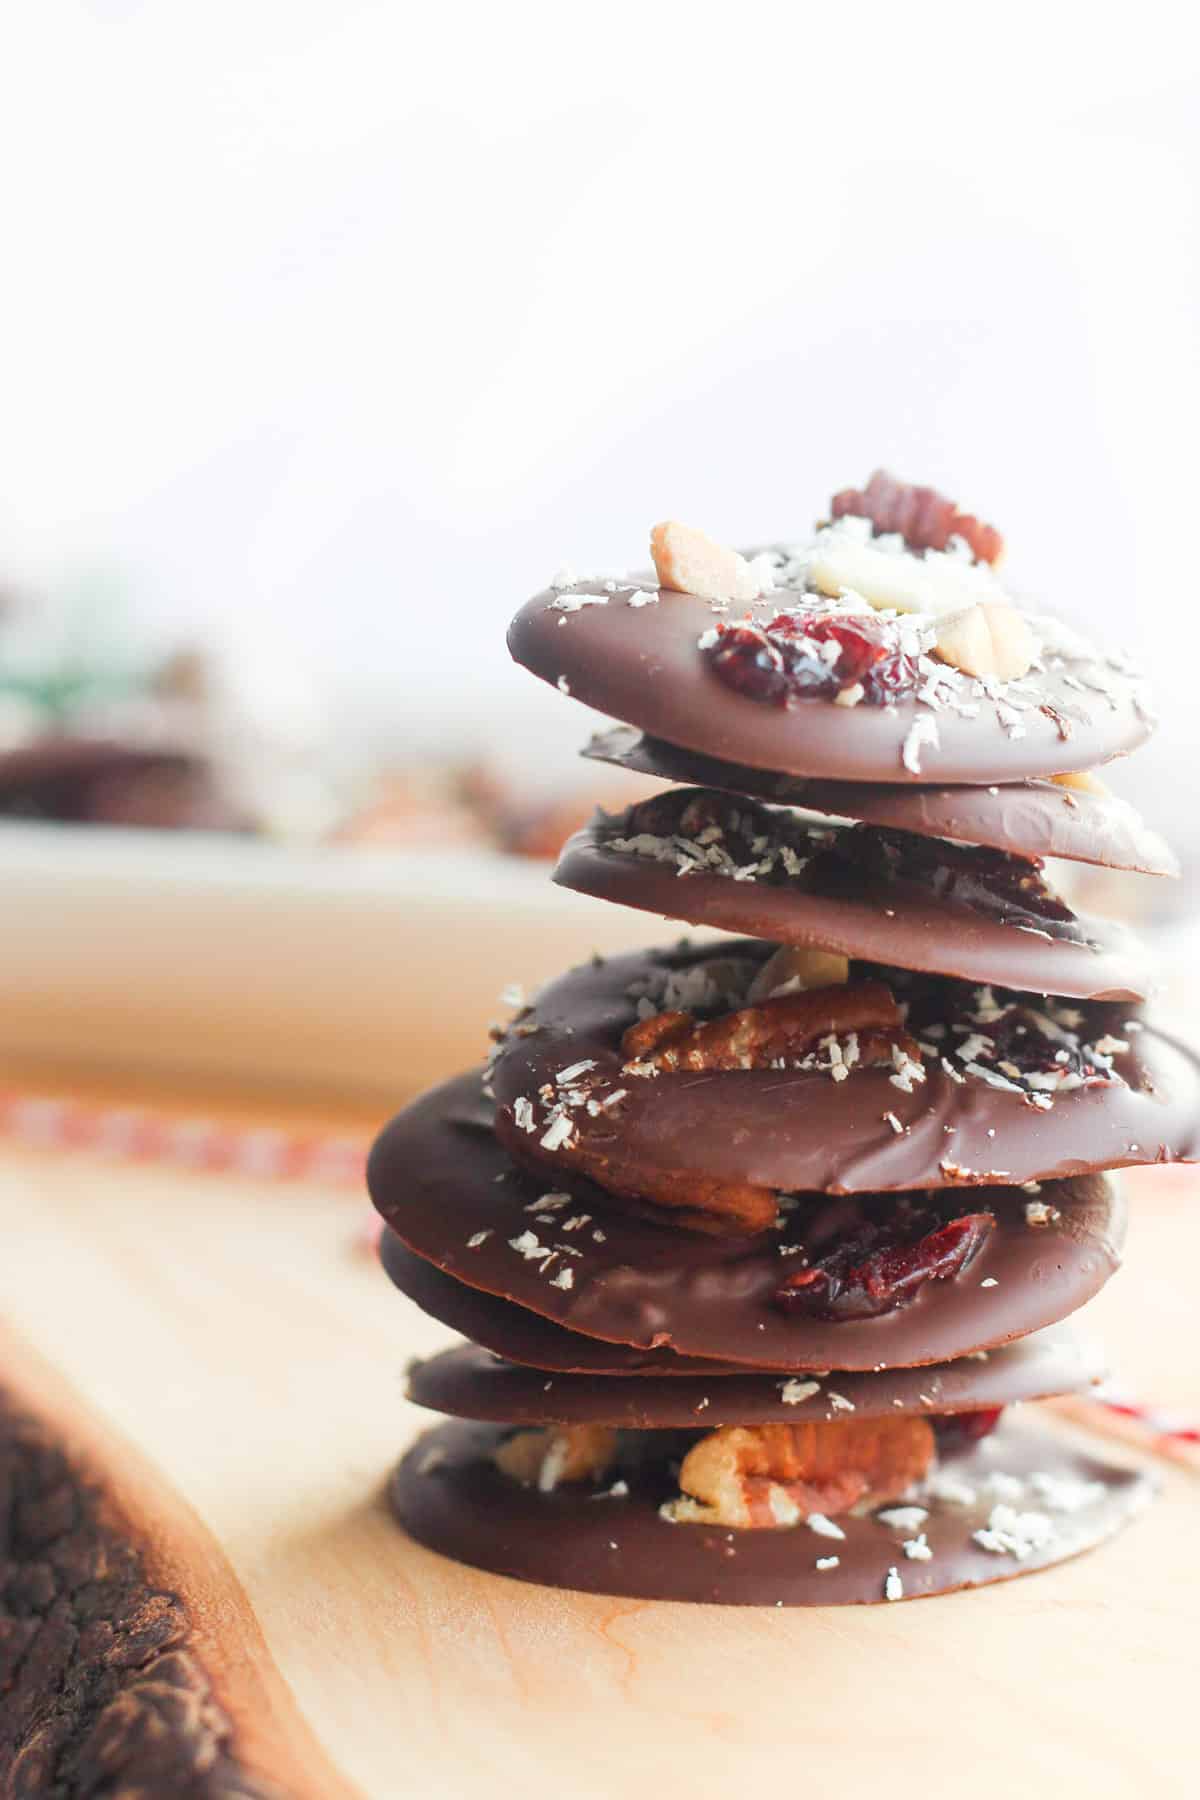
[
  {"xmin": 368, "ymin": 1075, "xmax": 1125, "ymax": 1371},
  {"xmin": 554, "ymin": 795, "xmax": 1150, "ymax": 1000},
  {"xmin": 509, "ymin": 584, "xmax": 1152, "ymax": 784},
  {"xmin": 490, "ymin": 945, "xmax": 1197, "ymax": 1196},
  {"xmin": 392, "ymin": 1417, "xmax": 1153, "ymax": 1605},
  {"xmin": 406, "ymin": 1329, "xmax": 1105, "ymax": 1428},
  {"xmin": 381, "ymin": 1231, "xmax": 743, "ymax": 1374},
  {"xmin": 583, "ymin": 726, "xmax": 1179, "ymax": 876}
]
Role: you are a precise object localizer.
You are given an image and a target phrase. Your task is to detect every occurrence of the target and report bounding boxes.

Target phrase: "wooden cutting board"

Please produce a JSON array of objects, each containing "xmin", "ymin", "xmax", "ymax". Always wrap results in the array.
[{"xmin": 0, "ymin": 1132, "xmax": 1195, "ymax": 1800}]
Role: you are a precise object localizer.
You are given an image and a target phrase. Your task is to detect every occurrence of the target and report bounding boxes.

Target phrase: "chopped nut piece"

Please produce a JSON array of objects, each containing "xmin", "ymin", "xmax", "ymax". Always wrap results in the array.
[
  {"xmin": 650, "ymin": 521, "xmax": 763, "ymax": 603},
  {"xmin": 747, "ymin": 944, "xmax": 851, "ymax": 1004},
  {"xmin": 1050, "ymin": 769, "xmax": 1109, "ymax": 796},
  {"xmin": 660, "ymin": 1417, "xmax": 935, "ymax": 1529},
  {"xmin": 619, "ymin": 981, "xmax": 914, "ymax": 1075},
  {"xmin": 494, "ymin": 1424, "xmax": 618, "ymax": 1492},
  {"xmin": 933, "ymin": 602, "xmax": 1037, "ymax": 682}
]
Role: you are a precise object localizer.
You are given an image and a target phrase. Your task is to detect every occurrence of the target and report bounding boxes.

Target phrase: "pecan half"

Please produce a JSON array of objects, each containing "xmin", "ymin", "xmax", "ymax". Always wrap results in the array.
[
  {"xmin": 620, "ymin": 980, "xmax": 916, "ymax": 1074},
  {"xmin": 831, "ymin": 470, "xmax": 1004, "ymax": 565},
  {"xmin": 662, "ymin": 1417, "xmax": 935, "ymax": 1529}
]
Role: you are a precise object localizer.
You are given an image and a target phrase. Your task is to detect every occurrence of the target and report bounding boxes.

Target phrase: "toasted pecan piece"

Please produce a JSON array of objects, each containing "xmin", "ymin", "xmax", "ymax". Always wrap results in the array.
[
  {"xmin": 493, "ymin": 1105, "xmax": 780, "ymax": 1236},
  {"xmin": 496, "ymin": 981, "xmax": 919, "ymax": 1237},
  {"xmin": 831, "ymin": 470, "xmax": 1003, "ymax": 565},
  {"xmin": 619, "ymin": 980, "xmax": 914, "ymax": 1073},
  {"xmin": 663, "ymin": 1416, "xmax": 936, "ymax": 1529}
]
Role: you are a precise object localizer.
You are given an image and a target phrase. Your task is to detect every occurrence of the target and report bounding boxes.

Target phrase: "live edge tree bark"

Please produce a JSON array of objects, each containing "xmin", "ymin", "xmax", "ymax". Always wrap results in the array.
[{"xmin": 0, "ymin": 1332, "xmax": 352, "ymax": 1800}]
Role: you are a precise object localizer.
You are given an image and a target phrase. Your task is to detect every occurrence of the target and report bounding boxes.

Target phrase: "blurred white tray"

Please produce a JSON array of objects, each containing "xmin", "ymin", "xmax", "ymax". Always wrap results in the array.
[{"xmin": 0, "ymin": 822, "xmax": 678, "ymax": 1100}]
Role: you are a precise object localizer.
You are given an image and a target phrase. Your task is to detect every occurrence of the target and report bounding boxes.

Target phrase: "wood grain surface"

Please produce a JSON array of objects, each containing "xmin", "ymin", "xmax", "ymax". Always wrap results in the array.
[{"xmin": 0, "ymin": 1129, "xmax": 1194, "ymax": 1799}]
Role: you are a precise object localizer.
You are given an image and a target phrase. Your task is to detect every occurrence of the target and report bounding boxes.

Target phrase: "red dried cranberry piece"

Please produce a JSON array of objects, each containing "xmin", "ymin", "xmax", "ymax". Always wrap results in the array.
[
  {"xmin": 775, "ymin": 1208, "xmax": 995, "ymax": 1322},
  {"xmin": 831, "ymin": 470, "xmax": 1004, "ymax": 565},
  {"xmin": 705, "ymin": 611, "xmax": 921, "ymax": 709},
  {"xmin": 704, "ymin": 623, "xmax": 792, "ymax": 704},
  {"xmin": 935, "ymin": 1407, "xmax": 1004, "ymax": 1452},
  {"xmin": 981, "ymin": 1007, "xmax": 1110, "ymax": 1084}
]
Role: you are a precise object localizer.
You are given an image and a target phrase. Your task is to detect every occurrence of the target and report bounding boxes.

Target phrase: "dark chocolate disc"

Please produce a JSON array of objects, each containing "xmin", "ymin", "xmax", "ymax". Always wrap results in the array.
[
  {"xmin": 582, "ymin": 726, "xmax": 1179, "ymax": 877},
  {"xmin": 508, "ymin": 584, "xmax": 1153, "ymax": 785},
  {"xmin": 490, "ymin": 945, "xmax": 1198, "ymax": 1197},
  {"xmin": 381, "ymin": 1231, "xmax": 743, "ymax": 1375},
  {"xmin": 554, "ymin": 792, "xmax": 1150, "ymax": 1001},
  {"xmin": 406, "ymin": 1329, "xmax": 1106, "ymax": 1428},
  {"xmin": 392, "ymin": 1416, "xmax": 1153, "ymax": 1605},
  {"xmin": 367, "ymin": 1075, "xmax": 1126, "ymax": 1370}
]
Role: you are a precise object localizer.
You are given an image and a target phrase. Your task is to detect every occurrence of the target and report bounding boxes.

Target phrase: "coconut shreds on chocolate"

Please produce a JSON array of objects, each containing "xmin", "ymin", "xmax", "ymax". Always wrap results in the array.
[{"xmin": 497, "ymin": 951, "xmax": 1135, "ymax": 1170}]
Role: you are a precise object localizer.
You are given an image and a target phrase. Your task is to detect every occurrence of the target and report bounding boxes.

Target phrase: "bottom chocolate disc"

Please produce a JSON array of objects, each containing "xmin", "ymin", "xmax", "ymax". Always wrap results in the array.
[{"xmin": 392, "ymin": 1416, "xmax": 1153, "ymax": 1606}]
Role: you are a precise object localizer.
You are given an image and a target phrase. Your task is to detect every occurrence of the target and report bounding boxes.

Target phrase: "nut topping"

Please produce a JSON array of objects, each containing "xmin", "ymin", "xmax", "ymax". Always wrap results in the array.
[
  {"xmin": 933, "ymin": 602, "xmax": 1037, "ymax": 682},
  {"xmin": 662, "ymin": 1417, "xmax": 935, "ymax": 1528},
  {"xmin": 1051, "ymin": 769, "xmax": 1109, "ymax": 796},
  {"xmin": 831, "ymin": 471, "xmax": 1004, "ymax": 564},
  {"xmin": 619, "ymin": 981, "xmax": 915, "ymax": 1074},
  {"xmin": 494, "ymin": 1424, "xmax": 618, "ymax": 1491},
  {"xmin": 747, "ymin": 944, "xmax": 850, "ymax": 1004},
  {"xmin": 650, "ymin": 521, "xmax": 764, "ymax": 603}
]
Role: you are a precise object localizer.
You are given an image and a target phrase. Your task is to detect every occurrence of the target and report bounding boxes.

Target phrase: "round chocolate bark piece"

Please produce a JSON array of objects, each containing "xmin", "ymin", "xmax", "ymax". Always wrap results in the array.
[
  {"xmin": 490, "ymin": 944, "xmax": 1198, "ymax": 1197},
  {"xmin": 381, "ymin": 1231, "xmax": 743, "ymax": 1375},
  {"xmin": 368, "ymin": 1075, "xmax": 1126, "ymax": 1371},
  {"xmin": 392, "ymin": 1416, "xmax": 1153, "ymax": 1605},
  {"xmin": 509, "ymin": 583, "xmax": 1153, "ymax": 785},
  {"xmin": 406, "ymin": 1329, "xmax": 1106, "ymax": 1428},
  {"xmin": 583, "ymin": 727, "xmax": 1179, "ymax": 876},
  {"xmin": 554, "ymin": 794, "xmax": 1150, "ymax": 1001}
]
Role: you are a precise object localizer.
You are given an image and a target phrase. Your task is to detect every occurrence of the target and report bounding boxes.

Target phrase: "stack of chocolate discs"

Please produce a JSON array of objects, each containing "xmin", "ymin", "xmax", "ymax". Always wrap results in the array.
[{"xmin": 371, "ymin": 473, "xmax": 1196, "ymax": 1605}]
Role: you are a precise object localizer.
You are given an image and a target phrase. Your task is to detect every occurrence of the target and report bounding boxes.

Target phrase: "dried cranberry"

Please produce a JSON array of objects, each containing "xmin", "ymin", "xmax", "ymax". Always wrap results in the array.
[
  {"xmin": 935, "ymin": 1407, "xmax": 1004, "ymax": 1451},
  {"xmin": 831, "ymin": 471, "xmax": 1004, "ymax": 565},
  {"xmin": 980, "ymin": 1007, "xmax": 1110, "ymax": 1084},
  {"xmin": 881, "ymin": 968, "xmax": 1123, "ymax": 1091},
  {"xmin": 705, "ymin": 611, "xmax": 921, "ymax": 709},
  {"xmin": 775, "ymin": 1201, "xmax": 995, "ymax": 1322}
]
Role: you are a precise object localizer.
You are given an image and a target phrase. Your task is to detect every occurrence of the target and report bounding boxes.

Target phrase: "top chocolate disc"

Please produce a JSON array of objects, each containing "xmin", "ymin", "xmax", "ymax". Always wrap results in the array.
[
  {"xmin": 582, "ymin": 727, "xmax": 1179, "ymax": 877},
  {"xmin": 508, "ymin": 581, "xmax": 1152, "ymax": 785}
]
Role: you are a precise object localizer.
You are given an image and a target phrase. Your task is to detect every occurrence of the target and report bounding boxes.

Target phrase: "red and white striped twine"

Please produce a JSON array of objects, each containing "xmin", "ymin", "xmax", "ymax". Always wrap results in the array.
[{"xmin": 0, "ymin": 1087, "xmax": 368, "ymax": 1188}]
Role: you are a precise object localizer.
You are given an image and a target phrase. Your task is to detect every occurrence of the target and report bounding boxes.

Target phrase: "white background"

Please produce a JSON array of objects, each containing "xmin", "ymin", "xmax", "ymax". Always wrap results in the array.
[{"xmin": 1, "ymin": 2, "xmax": 1198, "ymax": 817}]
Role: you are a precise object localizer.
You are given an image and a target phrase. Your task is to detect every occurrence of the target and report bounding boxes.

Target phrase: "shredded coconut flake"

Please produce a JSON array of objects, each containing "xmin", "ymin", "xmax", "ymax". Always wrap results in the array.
[
  {"xmin": 901, "ymin": 715, "xmax": 940, "ymax": 775},
  {"xmin": 876, "ymin": 1505, "xmax": 929, "ymax": 1533},
  {"xmin": 806, "ymin": 1513, "xmax": 846, "ymax": 1540}
]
